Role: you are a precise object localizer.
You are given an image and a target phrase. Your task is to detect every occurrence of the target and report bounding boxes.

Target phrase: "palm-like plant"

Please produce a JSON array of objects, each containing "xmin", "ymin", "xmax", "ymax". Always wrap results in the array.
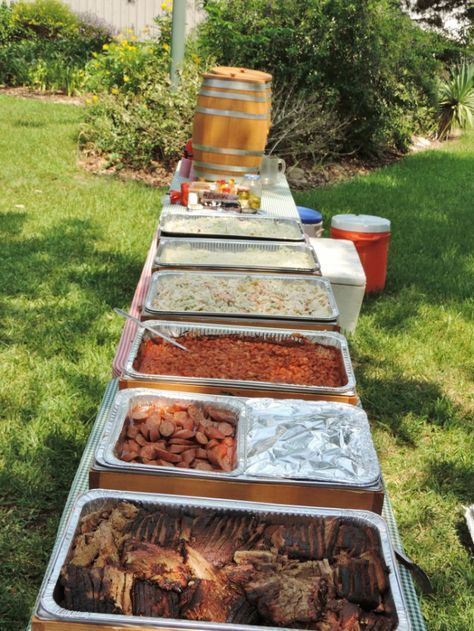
[{"xmin": 437, "ymin": 63, "xmax": 474, "ymax": 140}]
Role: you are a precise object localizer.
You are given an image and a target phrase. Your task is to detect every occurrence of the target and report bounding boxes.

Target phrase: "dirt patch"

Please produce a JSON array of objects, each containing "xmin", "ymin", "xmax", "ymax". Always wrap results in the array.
[
  {"xmin": 79, "ymin": 151, "xmax": 174, "ymax": 188},
  {"xmin": 0, "ymin": 86, "xmax": 85, "ymax": 106}
]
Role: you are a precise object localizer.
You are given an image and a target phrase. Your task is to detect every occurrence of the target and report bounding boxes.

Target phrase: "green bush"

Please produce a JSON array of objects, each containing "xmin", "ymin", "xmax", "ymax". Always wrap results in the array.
[
  {"xmin": 79, "ymin": 56, "xmax": 205, "ymax": 169},
  {"xmin": 198, "ymin": 0, "xmax": 441, "ymax": 157},
  {"xmin": 0, "ymin": 1, "xmax": 112, "ymax": 92},
  {"xmin": 437, "ymin": 63, "xmax": 474, "ymax": 139},
  {"xmin": 11, "ymin": 0, "xmax": 78, "ymax": 40},
  {"xmin": 0, "ymin": 2, "xmax": 14, "ymax": 46}
]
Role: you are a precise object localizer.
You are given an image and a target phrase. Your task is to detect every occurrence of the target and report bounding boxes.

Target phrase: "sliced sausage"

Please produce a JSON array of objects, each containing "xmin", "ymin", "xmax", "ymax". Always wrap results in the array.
[{"xmin": 159, "ymin": 420, "xmax": 175, "ymax": 437}]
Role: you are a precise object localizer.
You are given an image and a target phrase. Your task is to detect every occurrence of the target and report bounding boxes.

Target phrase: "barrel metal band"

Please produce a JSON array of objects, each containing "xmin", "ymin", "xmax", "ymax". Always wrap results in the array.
[
  {"xmin": 203, "ymin": 78, "xmax": 272, "ymax": 92},
  {"xmin": 193, "ymin": 143, "xmax": 263, "ymax": 157},
  {"xmin": 193, "ymin": 161, "xmax": 259, "ymax": 173},
  {"xmin": 199, "ymin": 89, "xmax": 268, "ymax": 103},
  {"xmin": 195, "ymin": 106, "xmax": 270, "ymax": 120}
]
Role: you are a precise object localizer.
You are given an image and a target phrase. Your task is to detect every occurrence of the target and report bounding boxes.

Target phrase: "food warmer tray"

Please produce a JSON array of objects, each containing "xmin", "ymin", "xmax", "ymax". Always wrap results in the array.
[
  {"xmin": 142, "ymin": 270, "xmax": 339, "ymax": 324},
  {"xmin": 153, "ymin": 237, "xmax": 321, "ymax": 273},
  {"xmin": 121, "ymin": 321, "xmax": 356, "ymax": 401},
  {"xmin": 34, "ymin": 489, "xmax": 411, "ymax": 630},
  {"xmin": 90, "ymin": 389, "xmax": 384, "ymax": 513},
  {"xmin": 159, "ymin": 209, "xmax": 305, "ymax": 242}
]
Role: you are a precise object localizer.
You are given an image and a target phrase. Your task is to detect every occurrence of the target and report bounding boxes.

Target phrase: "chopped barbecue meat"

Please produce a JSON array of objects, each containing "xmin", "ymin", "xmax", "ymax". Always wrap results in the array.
[
  {"xmin": 336, "ymin": 558, "xmax": 383, "ymax": 610},
  {"xmin": 61, "ymin": 564, "xmax": 133, "ymax": 614},
  {"xmin": 126, "ymin": 508, "xmax": 182, "ymax": 547},
  {"xmin": 122, "ymin": 540, "xmax": 190, "ymax": 590},
  {"xmin": 360, "ymin": 611, "xmax": 398, "ymax": 630},
  {"xmin": 333, "ymin": 521, "xmax": 379, "ymax": 558},
  {"xmin": 60, "ymin": 504, "xmax": 398, "ymax": 630},
  {"xmin": 189, "ymin": 513, "xmax": 257, "ymax": 567},
  {"xmin": 132, "ymin": 579, "xmax": 180, "ymax": 618}
]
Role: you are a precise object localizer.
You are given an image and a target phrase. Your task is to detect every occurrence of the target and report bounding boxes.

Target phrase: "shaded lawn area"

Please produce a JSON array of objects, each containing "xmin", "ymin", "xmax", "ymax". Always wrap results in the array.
[
  {"xmin": 0, "ymin": 96, "xmax": 162, "ymax": 629},
  {"xmin": 0, "ymin": 94, "xmax": 472, "ymax": 629}
]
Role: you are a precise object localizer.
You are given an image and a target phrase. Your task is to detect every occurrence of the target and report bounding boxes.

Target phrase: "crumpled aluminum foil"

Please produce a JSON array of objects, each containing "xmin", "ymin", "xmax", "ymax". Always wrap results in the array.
[{"xmin": 245, "ymin": 399, "xmax": 380, "ymax": 486}]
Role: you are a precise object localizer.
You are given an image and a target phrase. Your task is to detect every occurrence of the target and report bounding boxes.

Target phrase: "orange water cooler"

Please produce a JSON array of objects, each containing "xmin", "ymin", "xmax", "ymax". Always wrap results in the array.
[{"xmin": 330, "ymin": 214, "xmax": 391, "ymax": 294}]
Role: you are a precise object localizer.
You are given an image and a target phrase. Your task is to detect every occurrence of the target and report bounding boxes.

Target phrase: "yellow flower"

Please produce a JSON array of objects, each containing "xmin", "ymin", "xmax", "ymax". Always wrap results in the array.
[
  {"xmin": 162, "ymin": 43, "xmax": 170, "ymax": 52},
  {"xmin": 130, "ymin": 35, "xmax": 137, "ymax": 41},
  {"xmin": 92, "ymin": 95, "xmax": 99, "ymax": 103},
  {"xmin": 102, "ymin": 43, "xmax": 109, "ymax": 50},
  {"xmin": 85, "ymin": 98, "xmax": 92, "ymax": 105},
  {"xmin": 123, "ymin": 75, "xmax": 130, "ymax": 83},
  {"xmin": 111, "ymin": 86, "xmax": 119, "ymax": 95},
  {"xmin": 191, "ymin": 53, "xmax": 201, "ymax": 64}
]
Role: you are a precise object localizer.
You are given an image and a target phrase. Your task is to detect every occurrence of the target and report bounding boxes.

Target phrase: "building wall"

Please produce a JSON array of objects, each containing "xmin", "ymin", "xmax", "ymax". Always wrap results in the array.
[{"xmin": 3, "ymin": 0, "xmax": 204, "ymax": 39}]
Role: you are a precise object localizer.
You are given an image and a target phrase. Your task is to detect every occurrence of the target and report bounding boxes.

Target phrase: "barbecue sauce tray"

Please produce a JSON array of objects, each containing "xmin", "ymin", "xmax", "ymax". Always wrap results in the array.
[
  {"xmin": 89, "ymin": 389, "xmax": 383, "ymax": 513},
  {"xmin": 141, "ymin": 270, "xmax": 339, "ymax": 332},
  {"xmin": 153, "ymin": 238, "xmax": 321, "ymax": 274},
  {"xmin": 159, "ymin": 209, "xmax": 305, "ymax": 242},
  {"xmin": 120, "ymin": 321, "xmax": 358, "ymax": 404},
  {"xmin": 33, "ymin": 489, "xmax": 411, "ymax": 631}
]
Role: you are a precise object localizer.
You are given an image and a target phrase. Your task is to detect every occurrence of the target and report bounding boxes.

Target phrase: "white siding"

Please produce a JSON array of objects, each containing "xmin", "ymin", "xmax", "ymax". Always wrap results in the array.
[{"xmin": 3, "ymin": 0, "xmax": 204, "ymax": 39}]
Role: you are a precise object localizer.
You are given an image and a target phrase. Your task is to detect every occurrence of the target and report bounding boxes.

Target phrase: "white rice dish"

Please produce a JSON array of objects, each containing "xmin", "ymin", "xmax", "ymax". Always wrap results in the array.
[
  {"xmin": 159, "ymin": 243, "xmax": 315, "ymax": 270},
  {"xmin": 150, "ymin": 274, "xmax": 332, "ymax": 318},
  {"xmin": 161, "ymin": 215, "xmax": 302, "ymax": 240}
]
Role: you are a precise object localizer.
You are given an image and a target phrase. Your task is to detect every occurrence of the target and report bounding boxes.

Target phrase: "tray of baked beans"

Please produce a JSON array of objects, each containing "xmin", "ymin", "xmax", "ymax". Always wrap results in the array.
[{"xmin": 122, "ymin": 321, "xmax": 356, "ymax": 398}]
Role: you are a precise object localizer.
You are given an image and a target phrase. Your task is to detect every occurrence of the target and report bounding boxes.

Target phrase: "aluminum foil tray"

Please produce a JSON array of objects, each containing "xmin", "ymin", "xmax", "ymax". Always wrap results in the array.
[
  {"xmin": 36, "ymin": 489, "xmax": 411, "ymax": 630},
  {"xmin": 96, "ymin": 388, "xmax": 247, "ymax": 479},
  {"xmin": 244, "ymin": 399, "xmax": 380, "ymax": 487},
  {"xmin": 154, "ymin": 237, "xmax": 320, "ymax": 273},
  {"xmin": 96, "ymin": 391, "xmax": 380, "ymax": 490},
  {"xmin": 123, "ymin": 321, "xmax": 356, "ymax": 396},
  {"xmin": 142, "ymin": 270, "xmax": 339, "ymax": 323},
  {"xmin": 160, "ymin": 209, "xmax": 305, "ymax": 241}
]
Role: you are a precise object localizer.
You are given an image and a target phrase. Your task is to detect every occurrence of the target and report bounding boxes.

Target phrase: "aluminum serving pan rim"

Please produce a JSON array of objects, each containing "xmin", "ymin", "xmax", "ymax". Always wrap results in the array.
[
  {"xmin": 123, "ymin": 321, "xmax": 356, "ymax": 395},
  {"xmin": 154, "ymin": 237, "xmax": 320, "ymax": 273},
  {"xmin": 142, "ymin": 270, "xmax": 339, "ymax": 323},
  {"xmin": 159, "ymin": 210, "xmax": 305, "ymax": 242},
  {"xmin": 36, "ymin": 488, "xmax": 411, "ymax": 630},
  {"xmin": 95, "ymin": 388, "xmax": 247, "ymax": 479},
  {"xmin": 96, "ymin": 392, "xmax": 380, "ymax": 489}
]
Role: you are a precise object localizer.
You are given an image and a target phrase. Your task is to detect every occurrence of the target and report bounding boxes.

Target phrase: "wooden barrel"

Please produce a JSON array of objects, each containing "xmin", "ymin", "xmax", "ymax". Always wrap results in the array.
[{"xmin": 192, "ymin": 66, "xmax": 272, "ymax": 181}]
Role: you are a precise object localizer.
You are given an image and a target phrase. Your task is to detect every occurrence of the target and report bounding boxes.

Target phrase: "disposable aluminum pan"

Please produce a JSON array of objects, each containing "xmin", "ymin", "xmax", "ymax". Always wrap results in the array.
[
  {"xmin": 96, "ymin": 388, "xmax": 247, "ymax": 478},
  {"xmin": 96, "ymin": 392, "xmax": 380, "ymax": 490},
  {"xmin": 142, "ymin": 270, "xmax": 339, "ymax": 323},
  {"xmin": 36, "ymin": 489, "xmax": 411, "ymax": 629},
  {"xmin": 160, "ymin": 209, "xmax": 305, "ymax": 241},
  {"xmin": 154, "ymin": 237, "xmax": 320, "ymax": 273},
  {"xmin": 123, "ymin": 321, "xmax": 356, "ymax": 396}
]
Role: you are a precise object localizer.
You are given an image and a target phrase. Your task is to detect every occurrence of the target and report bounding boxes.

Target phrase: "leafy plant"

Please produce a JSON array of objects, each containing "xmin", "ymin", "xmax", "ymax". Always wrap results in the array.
[
  {"xmin": 80, "ymin": 55, "xmax": 207, "ymax": 169},
  {"xmin": 437, "ymin": 63, "xmax": 474, "ymax": 139},
  {"xmin": 198, "ymin": 0, "xmax": 441, "ymax": 158},
  {"xmin": 266, "ymin": 81, "xmax": 347, "ymax": 164},
  {"xmin": 11, "ymin": 0, "xmax": 79, "ymax": 40}
]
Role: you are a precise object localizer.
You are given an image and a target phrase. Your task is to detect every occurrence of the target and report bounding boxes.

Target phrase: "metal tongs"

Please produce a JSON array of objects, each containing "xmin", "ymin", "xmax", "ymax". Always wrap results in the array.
[{"xmin": 113, "ymin": 308, "xmax": 189, "ymax": 352}]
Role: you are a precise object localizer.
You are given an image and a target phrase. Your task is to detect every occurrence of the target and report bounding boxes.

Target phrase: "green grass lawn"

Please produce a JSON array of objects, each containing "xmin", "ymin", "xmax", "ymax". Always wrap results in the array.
[{"xmin": 0, "ymin": 95, "xmax": 473, "ymax": 630}]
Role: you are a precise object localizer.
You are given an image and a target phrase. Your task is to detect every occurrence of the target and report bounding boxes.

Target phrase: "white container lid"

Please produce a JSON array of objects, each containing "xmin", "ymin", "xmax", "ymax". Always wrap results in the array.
[
  {"xmin": 310, "ymin": 238, "xmax": 366, "ymax": 287},
  {"xmin": 331, "ymin": 213, "xmax": 391, "ymax": 234}
]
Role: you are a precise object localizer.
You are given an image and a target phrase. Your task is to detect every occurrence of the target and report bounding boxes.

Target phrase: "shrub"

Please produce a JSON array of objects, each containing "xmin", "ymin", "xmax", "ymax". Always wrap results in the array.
[
  {"xmin": 437, "ymin": 63, "xmax": 474, "ymax": 139},
  {"xmin": 0, "ymin": 1, "xmax": 14, "ymax": 46},
  {"xmin": 0, "ymin": 1, "xmax": 113, "ymax": 93},
  {"xmin": 198, "ymin": 0, "xmax": 441, "ymax": 157},
  {"xmin": 266, "ymin": 81, "xmax": 347, "ymax": 164},
  {"xmin": 11, "ymin": 0, "xmax": 79, "ymax": 40},
  {"xmin": 79, "ymin": 55, "xmax": 207, "ymax": 169}
]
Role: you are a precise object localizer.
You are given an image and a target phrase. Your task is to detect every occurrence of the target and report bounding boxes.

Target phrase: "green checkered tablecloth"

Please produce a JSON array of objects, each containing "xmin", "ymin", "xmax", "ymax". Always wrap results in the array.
[{"xmin": 29, "ymin": 379, "xmax": 426, "ymax": 630}]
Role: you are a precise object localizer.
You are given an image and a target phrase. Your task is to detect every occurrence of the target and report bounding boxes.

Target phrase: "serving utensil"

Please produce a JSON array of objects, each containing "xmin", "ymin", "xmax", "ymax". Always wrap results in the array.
[{"xmin": 113, "ymin": 307, "xmax": 189, "ymax": 352}]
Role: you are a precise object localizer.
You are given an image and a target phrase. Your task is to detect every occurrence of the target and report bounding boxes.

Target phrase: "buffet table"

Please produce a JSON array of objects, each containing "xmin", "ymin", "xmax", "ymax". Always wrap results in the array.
[
  {"xmin": 30, "ymin": 164, "xmax": 427, "ymax": 630},
  {"xmin": 30, "ymin": 380, "xmax": 426, "ymax": 630}
]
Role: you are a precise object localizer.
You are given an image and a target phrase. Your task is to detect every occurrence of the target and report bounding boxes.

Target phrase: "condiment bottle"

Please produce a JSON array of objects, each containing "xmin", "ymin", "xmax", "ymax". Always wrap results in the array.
[{"xmin": 243, "ymin": 174, "xmax": 262, "ymax": 210}]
